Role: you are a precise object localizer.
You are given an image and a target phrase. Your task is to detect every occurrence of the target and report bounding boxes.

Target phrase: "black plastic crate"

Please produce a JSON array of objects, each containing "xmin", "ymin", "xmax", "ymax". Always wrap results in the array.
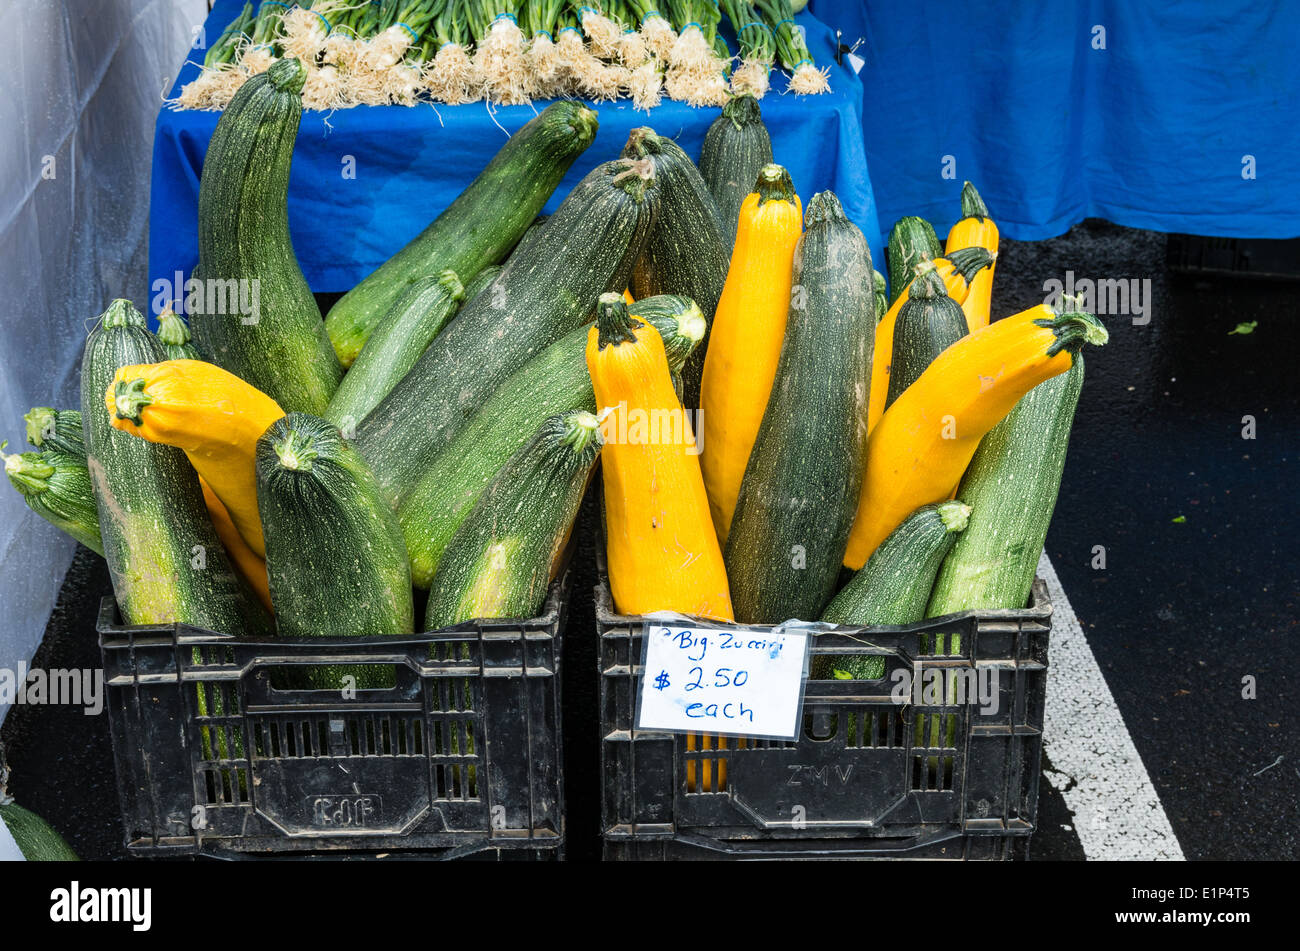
[
  {"xmin": 99, "ymin": 569, "xmax": 569, "ymax": 860},
  {"xmin": 596, "ymin": 555, "xmax": 1052, "ymax": 861}
]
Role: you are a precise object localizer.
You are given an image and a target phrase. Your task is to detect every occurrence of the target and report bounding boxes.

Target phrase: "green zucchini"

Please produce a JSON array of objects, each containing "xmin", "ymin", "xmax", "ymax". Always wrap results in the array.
[
  {"xmin": 813, "ymin": 500, "xmax": 971, "ymax": 680},
  {"xmin": 24, "ymin": 407, "xmax": 85, "ymax": 457},
  {"xmin": 324, "ymin": 270, "xmax": 464, "ymax": 432},
  {"xmin": 622, "ymin": 127, "xmax": 727, "ymax": 410},
  {"xmin": 425, "ymin": 410, "xmax": 602, "ymax": 626},
  {"xmin": 885, "ymin": 263, "xmax": 969, "ymax": 408},
  {"xmin": 460, "ymin": 263, "xmax": 503, "ymax": 309},
  {"xmin": 886, "ymin": 215, "xmax": 942, "ymax": 305},
  {"xmin": 0, "ymin": 799, "xmax": 78, "ymax": 861},
  {"xmin": 698, "ymin": 94, "xmax": 773, "ymax": 252},
  {"xmin": 156, "ymin": 309, "xmax": 201, "ymax": 360},
  {"xmin": 81, "ymin": 300, "xmax": 269, "ymax": 634},
  {"xmin": 400, "ymin": 294, "xmax": 704, "ymax": 588},
  {"xmin": 724, "ymin": 192, "xmax": 875, "ymax": 624},
  {"xmin": 256, "ymin": 413, "xmax": 413, "ymax": 688},
  {"xmin": 3, "ymin": 445, "xmax": 103, "ymax": 556},
  {"xmin": 928, "ymin": 358, "xmax": 1086, "ymax": 615},
  {"xmin": 355, "ymin": 156, "xmax": 659, "ymax": 506},
  {"xmin": 324, "ymin": 102, "xmax": 599, "ymax": 366},
  {"xmin": 872, "ymin": 269, "xmax": 888, "ymax": 324},
  {"xmin": 192, "ymin": 57, "xmax": 343, "ymax": 415}
]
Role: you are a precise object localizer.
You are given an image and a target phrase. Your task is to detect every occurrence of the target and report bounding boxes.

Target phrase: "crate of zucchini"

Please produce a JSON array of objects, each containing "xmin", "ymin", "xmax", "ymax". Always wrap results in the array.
[
  {"xmin": 7, "ymin": 62, "xmax": 642, "ymax": 856},
  {"xmin": 589, "ymin": 141, "xmax": 1108, "ymax": 857}
]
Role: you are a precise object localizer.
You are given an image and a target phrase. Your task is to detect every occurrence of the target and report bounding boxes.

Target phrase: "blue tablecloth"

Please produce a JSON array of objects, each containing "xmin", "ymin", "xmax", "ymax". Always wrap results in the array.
[
  {"xmin": 812, "ymin": 0, "xmax": 1300, "ymax": 241},
  {"xmin": 149, "ymin": 2, "xmax": 880, "ymax": 305}
]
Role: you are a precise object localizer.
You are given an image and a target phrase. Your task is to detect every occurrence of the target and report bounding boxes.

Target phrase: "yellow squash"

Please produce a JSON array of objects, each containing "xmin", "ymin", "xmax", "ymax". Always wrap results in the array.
[
  {"xmin": 844, "ymin": 305, "xmax": 1108, "ymax": 570},
  {"xmin": 199, "ymin": 480, "xmax": 272, "ymax": 613},
  {"xmin": 587, "ymin": 294, "xmax": 734, "ymax": 622},
  {"xmin": 106, "ymin": 359, "xmax": 284, "ymax": 558},
  {"xmin": 945, "ymin": 181, "xmax": 1000, "ymax": 333},
  {"xmin": 867, "ymin": 249, "xmax": 995, "ymax": 434},
  {"xmin": 699, "ymin": 164, "xmax": 802, "ymax": 545}
]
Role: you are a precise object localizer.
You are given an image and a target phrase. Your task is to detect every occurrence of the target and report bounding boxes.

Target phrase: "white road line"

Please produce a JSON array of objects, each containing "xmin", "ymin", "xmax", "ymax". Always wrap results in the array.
[{"xmin": 1038, "ymin": 553, "xmax": 1185, "ymax": 860}]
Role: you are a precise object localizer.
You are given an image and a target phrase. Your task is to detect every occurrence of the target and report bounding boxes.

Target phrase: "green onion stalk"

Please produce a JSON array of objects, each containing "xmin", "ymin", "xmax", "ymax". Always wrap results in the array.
[
  {"xmin": 427, "ymin": 0, "xmax": 481, "ymax": 103},
  {"xmin": 754, "ymin": 0, "xmax": 827, "ymax": 93},
  {"xmin": 571, "ymin": 0, "xmax": 622, "ymax": 60},
  {"xmin": 238, "ymin": 0, "xmax": 293, "ymax": 73},
  {"xmin": 470, "ymin": 0, "xmax": 529, "ymax": 104},
  {"xmin": 618, "ymin": 0, "xmax": 665, "ymax": 108},
  {"xmin": 720, "ymin": 0, "xmax": 773, "ymax": 96},
  {"xmin": 626, "ymin": 0, "xmax": 675, "ymax": 60},
  {"xmin": 608, "ymin": 0, "xmax": 651, "ymax": 67},
  {"xmin": 522, "ymin": 0, "xmax": 567, "ymax": 94},
  {"xmin": 361, "ymin": 0, "xmax": 440, "ymax": 70},
  {"xmin": 318, "ymin": 1, "xmax": 372, "ymax": 72},
  {"xmin": 204, "ymin": 1, "xmax": 255, "ymax": 67},
  {"xmin": 664, "ymin": 0, "xmax": 727, "ymax": 105}
]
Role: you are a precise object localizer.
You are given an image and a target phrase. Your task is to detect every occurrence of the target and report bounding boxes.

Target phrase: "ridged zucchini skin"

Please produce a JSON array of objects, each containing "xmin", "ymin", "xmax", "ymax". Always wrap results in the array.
[
  {"xmin": 157, "ymin": 310, "xmax": 202, "ymax": 360},
  {"xmin": 256, "ymin": 413, "xmax": 413, "ymax": 688},
  {"xmin": 622, "ymin": 127, "xmax": 727, "ymax": 409},
  {"xmin": 0, "ymin": 801, "xmax": 79, "ymax": 861},
  {"xmin": 425, "ymin": 411, "xmax": 601, "ymax": 627},
  {"xmin": 885, "ymin": 265, "xmax": 969, "ymax": 408},
  {"xmin": 886, "ymin": 216, "xmax": 942, "ymax": 305},
  {"xmin": 81, "ymin": 300, "xmax": 269, "ymax": 635},
  {"xmin": 699, "ymin": 94, "xmax": 773, "ymax": 252},
  {"xmin": 192, "ymin": 58, "xmax": 342, "ymax": 416},
  {"xmin": 356, "ymin": 157, "xmax": 659, "ymax": 505},
  {"xmin": 400, "ymin": 295, "xmax": 703, "ymax": 588},
  {"xmin": 872, "ymin": 270, "xmax": 888, "ymax": 324},
  {"xmin": 3, "ymin": 447, "xmax": 103, "ymax": 556},
  {"xmin": 724, "ymin": 192, "xmax": 875, "ymax": 624},
  {"xmin": 324, "ymin": 102, "xmax": 598, "ymax": 367},
  {"xmin": 325, "ymin": 270, "xmax": 464, "ymax": 431},
  {"xmin": 928, "ymin": 358, "xmax": 1085, "ymax": 614},
  {"xmin": 24, "ymin": 407, "xmax": 85, "ymax": 457},
  {"xmin": 813, "ymin": 500, "xmax": 970, "ymax": 680}
]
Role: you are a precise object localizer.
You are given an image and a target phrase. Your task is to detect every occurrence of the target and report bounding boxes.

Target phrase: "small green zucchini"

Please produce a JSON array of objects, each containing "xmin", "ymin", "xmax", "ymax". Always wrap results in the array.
[
  {"xmin": 885, "ymin": 263, "xmax": 969, "ymax": 408},
  {"xmin": 886, "ymin": 215, "xmax": 942, "ymax": 305},
  {"xmin": 3, "ymin": 445, "xmax": 103, "ymax": 556}
]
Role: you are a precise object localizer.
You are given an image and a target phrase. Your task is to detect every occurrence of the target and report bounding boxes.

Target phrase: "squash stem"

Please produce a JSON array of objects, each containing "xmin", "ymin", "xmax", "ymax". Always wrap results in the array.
[
  {"xmin": 563, "ymin": 411, "xmax": 604, "ymax": 453},
  {"xmin": 754, "ymin": 163, "xmax": 795, "ymax": 205},
  {"xmin": 112, "ymin": 379, "xmax": 154, "ymax": 424},
  {"xmin": 595, "ymin": 292, "xmax": 643, "ymax": 349},
  {"xmin": 1037, "ymin": 310, "xmax": 1110, "ymax": 357},
  {"xmin": 960, "ymin": 180, "xmax": 990, "ymax": 221},
  {"xmin": 273, "ymin": 428, "xmax": 319, "ymax": 472},
  {"xmin": 937, "ymin": 500, "xmax": 972, "ymax": 533},
  {"xmin": 100, "ymin": 298, "xmax": 146, "ymax": 330},
  {"xmin": 2, "ymin": 443, "xmax": 54, "ymax": 496},
  {"xmin": 23, "ymin": 407, "xmax": 56, "ymax": 448},
  {"xmin": 946, "ymin": 245, "xmax": 995, "ymax": 284},
  {"xmin": 610, "ymin": 157, "xmax": 655, "ymax": 201},
  {"xmin": 437, "ymin": 269, "xmax": 466, "ymax": 302},
  {"xmin": 156, "ymin": 308, "xmax": 193, "ymax": 348},
  {"xmin": 266, "ymin": 56, "xmax": 307, "ymax": 94},
  {"xmin": 907, "ymin": 263, "xmax": 948, "ymax": 300}
]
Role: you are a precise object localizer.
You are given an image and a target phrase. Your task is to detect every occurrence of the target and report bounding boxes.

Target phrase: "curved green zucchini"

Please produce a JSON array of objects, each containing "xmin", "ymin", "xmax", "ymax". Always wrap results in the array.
[
  {"xmin": 24, "ymin": 407, "xmax": 85, "ymax": 457},
  {"xmin": 325, "ymin": 270, "xmax": 464, "ymax": 431},
  {"xmin": 813, "ymin": 500, "xmax": 971, "ymax": 679},
  {"xmin": 81, "ymin": 300, "xmax": 269, "ymax": 634},
  {"xmin": 928, "ymin": 358, "xmax": 1086, "ymax": 615},
  {"xmin": 885, "ymin": 263, "xmax": 969, "ymax": 408},
  {"xmin": 0, "ymin": 800, "xmax": 78, "ymax": 861},
  {"xmin": 425, "ymin": 411, "xmax": 602, "ymax": 627},
  {"xmin": 3, "ymin": 445, "xmax": 103, "ymax": 556},
  {"xmin": 192, "ymin": 57, "xmax": 343, "ymax": 415},
  {"xmin": 355, "ymin": 156, "xmax": 659, "ymax": 506},
  {"xmin": 256, "ymin": 413, "xmax": 413, "ymax": 689},
  {"xmin": 324, "ymin": 102, "xmax": 599, "ymax": 366},
  {"xmin": 698, "ymin": 94, "xmax": 773, "ymax": 251},
  {"xmin": 156, "ymin": 309, "xmax": 202, "ymax": 360},
  {"xmin": 622, "ymin": 127, "xmax": 727, "ymax": 410},
  {"xmin": 400, "ymin": 295, "xmax": 704, "ymax": 588},
  {"xmin": 886, "ymin": 215, "xmax": 942, "ymax": 305},
  {"xmin": 724, "ymin": 192, "xmax": 875, "ymax": 624}
]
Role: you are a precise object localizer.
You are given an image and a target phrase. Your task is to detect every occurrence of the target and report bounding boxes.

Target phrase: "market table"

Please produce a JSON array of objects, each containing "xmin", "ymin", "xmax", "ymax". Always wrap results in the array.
[{"xmin": 149, "ymin": 2, "xmax": 881, "ymax": 308}]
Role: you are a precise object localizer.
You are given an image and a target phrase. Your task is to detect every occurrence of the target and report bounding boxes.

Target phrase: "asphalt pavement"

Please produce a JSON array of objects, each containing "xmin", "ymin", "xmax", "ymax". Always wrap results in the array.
[{"xmin": 2, "ymin": 219, "xmax": 1294, "ymax": 861}]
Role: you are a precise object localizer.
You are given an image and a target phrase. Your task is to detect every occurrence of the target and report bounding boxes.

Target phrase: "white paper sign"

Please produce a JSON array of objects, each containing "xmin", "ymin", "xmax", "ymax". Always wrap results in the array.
[{"xmin": 636, "ymin": 623, "xmax": 810, "ymax": 739}]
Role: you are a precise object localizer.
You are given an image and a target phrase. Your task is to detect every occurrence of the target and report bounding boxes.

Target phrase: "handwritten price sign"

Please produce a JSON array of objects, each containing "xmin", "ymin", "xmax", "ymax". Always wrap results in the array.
[{"xmin": 636, "ymin": 624, "xmax": 810, "ymax": 740}]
